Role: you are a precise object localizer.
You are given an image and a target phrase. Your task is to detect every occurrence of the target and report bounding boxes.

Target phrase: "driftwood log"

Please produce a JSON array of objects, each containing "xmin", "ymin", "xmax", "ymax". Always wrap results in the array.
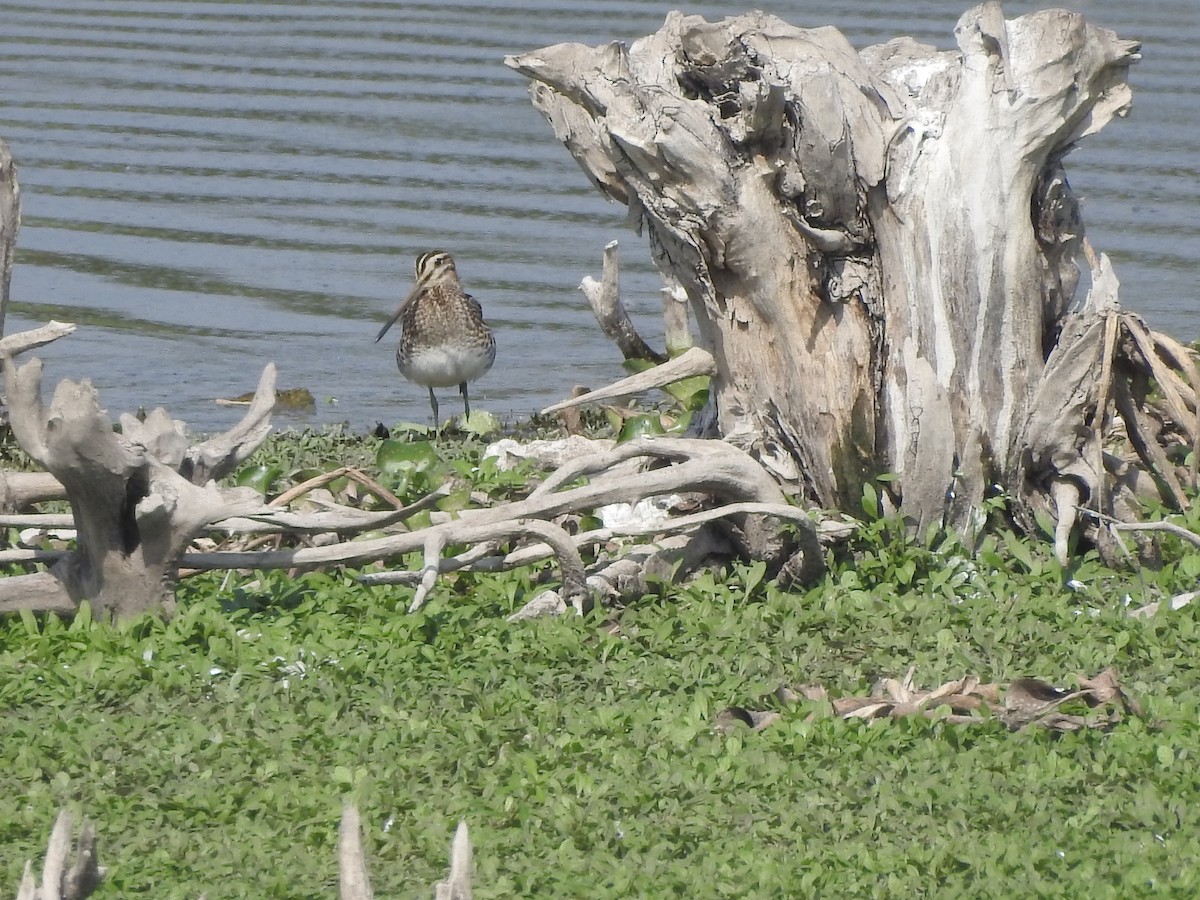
[
  {"xmin": 0, "ymin": 326, "xmax": 276, "ymax": 619},
  {"xmin": 506, "ymin": 3, "xmax": 1198, "ymax": 548},
  {"xmin": 0, "ymin": 318, "xmax": 832, "ymax": 618}
]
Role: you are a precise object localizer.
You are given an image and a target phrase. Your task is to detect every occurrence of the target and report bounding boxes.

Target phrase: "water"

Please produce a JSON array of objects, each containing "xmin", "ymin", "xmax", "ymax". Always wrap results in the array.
[{"xmin": 0, "ymin": 0, "xmax": 1195, "ymax": 434}]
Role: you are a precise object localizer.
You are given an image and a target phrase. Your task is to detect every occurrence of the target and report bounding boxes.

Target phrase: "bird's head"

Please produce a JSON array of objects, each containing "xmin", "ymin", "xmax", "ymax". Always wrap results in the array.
[
  {"xmin": 414, "ymin": 249, "xmax": 458, "ymax": 288},
  {"xmin": 375, "ymin": 249, "xmax": 460, "ymax": 343}
]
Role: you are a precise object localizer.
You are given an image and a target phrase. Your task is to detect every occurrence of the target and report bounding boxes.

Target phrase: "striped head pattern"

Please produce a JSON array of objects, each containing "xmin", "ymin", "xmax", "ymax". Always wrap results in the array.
[
  {"xmin": 375, "ymin": 249, "xmax": 462, "ymax": 343},
  {"xmin": 414, "ymin": 250, "xmax": 459, "ymax": 290}
]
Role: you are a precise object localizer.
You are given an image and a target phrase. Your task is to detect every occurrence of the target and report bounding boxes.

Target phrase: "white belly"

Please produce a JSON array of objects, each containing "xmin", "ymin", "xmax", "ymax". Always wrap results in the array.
[{"xmin": 399, "ymin": 343, "xmax": 495, "ymax": 388}]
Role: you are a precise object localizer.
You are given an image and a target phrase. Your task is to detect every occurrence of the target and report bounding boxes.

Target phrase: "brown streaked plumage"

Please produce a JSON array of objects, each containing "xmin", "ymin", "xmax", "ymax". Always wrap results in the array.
[{"xmin": 375, "ymin": 250, "xmax": 496, "ymax": 424}]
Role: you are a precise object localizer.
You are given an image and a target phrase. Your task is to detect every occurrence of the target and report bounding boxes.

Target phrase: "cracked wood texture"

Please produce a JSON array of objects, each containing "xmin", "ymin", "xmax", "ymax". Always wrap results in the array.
[
  {"xmin": 0, "ymin": 355, "xmax": 275, "ymax": 619},
  {"xmin": 507, "ymin": 3, "xmax": 1139, "ymax": 527}
]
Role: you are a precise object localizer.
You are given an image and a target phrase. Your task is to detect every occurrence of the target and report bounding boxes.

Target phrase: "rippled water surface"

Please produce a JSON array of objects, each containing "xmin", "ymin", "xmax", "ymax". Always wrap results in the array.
[{"xmin": 0, "ymin": 0, "xmax": 1195, "ymax": 432}]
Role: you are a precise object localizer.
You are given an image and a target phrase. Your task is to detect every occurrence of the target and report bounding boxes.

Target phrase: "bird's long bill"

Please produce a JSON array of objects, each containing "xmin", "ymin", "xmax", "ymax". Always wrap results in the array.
[{"xmin": 374, "ymin": 284, "xmax": 421, "ymax": 343}]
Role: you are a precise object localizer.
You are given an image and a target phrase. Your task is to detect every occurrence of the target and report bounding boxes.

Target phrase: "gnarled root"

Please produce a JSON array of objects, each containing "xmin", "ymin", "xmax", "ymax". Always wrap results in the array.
[
  {"xmin": 185, "ymin": 437, "xmax": 831, "ymax": 610},
  {"xmin": 1021, "ymin": 245, "xmax": 1199, "ymax": 564},
  {"xmin": 0, "ymin": 326, "xmax": 277, "ymax": 619}
]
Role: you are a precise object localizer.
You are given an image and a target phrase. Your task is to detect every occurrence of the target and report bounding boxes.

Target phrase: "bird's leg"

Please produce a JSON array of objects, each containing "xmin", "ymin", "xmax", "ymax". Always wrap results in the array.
[
  {"xmin": 428, "ymin": 387, "xmax": 440, "ymax": 429},
  {"xmin": 459, "ymin": 381, "xmax": 471, "ymax": 419}
]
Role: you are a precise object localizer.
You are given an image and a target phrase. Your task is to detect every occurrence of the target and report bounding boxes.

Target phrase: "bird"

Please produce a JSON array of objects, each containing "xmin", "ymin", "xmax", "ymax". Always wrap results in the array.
[{"xmin": 375, "ymin": 250, "xmax": 496, "ymax": 426}]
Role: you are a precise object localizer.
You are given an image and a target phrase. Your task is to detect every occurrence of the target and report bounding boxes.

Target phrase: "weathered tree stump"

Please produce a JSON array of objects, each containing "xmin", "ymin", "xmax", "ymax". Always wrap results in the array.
[
  {"xmin": 0, "ymin": 326, "xmax": 276, "ymax": 619},
  {"xmin": 507, "ymin": 3, "xmax": 1197, "ymax": 547}
]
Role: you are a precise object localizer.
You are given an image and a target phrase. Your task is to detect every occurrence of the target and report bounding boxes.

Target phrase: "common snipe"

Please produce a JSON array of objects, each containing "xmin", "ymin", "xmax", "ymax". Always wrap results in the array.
[{"xmin": 375, "ymin": 250, "xmax": 496, "ymax": 424}]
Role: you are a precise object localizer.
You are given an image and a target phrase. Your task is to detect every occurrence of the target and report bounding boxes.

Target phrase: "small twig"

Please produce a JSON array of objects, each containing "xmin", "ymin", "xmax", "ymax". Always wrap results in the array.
[
  {"xmin": 1107, "ymin": 519, "xmax": 1200, "ymax": 550},
  {"xmin": 343, "ymin": 467, "xmax": 408, "ymax": 510},
  {"xmin": 269, "ymin": 465, "xmax": 408, "ymax": 512}
]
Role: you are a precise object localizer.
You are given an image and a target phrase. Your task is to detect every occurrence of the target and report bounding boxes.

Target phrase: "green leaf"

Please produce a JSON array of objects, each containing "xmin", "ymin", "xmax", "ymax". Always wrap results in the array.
[
  {"xmin": 234, "ymin": 463, "xmax": 284, "ymax": 495},
  {"xmin": 458, "ymin": 409, "xmax": 501, "ymax": 435},
  {"xmin": 861, "ymin": 483, "xmax": 879, "ymax": 519},
  {"xmin": 375, "ymin": 439, "xmax": 440, "ymax": 476},
  {"xmin": 617, "ymin": 414, "xmax": 666, "ymax": 443},
  {"xmin": 620, "ymin": 358, "xmax": 656, "ymax": 375},
  {"xmin": 742, "ymin": 561, "xmax": 767, "ymax": 599},
  {"xmin": 662, "ymin": 375, "xmax": 711, "ymax": 406}
]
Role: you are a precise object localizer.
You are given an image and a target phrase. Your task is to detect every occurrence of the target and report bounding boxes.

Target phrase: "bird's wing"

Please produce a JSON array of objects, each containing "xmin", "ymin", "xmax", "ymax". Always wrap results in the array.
[{"xmin": 463, "ymin": 291, "xmax": 485, "ymax": 321}]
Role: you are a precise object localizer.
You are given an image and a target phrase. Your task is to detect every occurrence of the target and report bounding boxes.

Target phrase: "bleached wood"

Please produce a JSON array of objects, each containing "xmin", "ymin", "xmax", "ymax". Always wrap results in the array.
[
  {"xmin": 0, "ymin": 320, "xmax": 74, "ymax": 357},
  {"xmin": 433, "ymin": 821, "xmax": 472, "ymax": 900},
  {"xmin": 579, "ymin": 240, "xmax": 665, "ymax": 363},
  {"xmin": 0, "ymin": 471, "xmax": 67, "ymax": 512},
  {"xmin": 0, "ymin": 336, "xmax": 275, "ymax": 619},
  {"xmin": 0, "ymin": 138, "xmax": 17, "ymax": 336},
  {"xmin": 338, "ymin": 803, "xmax": 374, "ymax": 900},
  {"xmin": 541, "ymin": 346, "xmax": 716, "ymax": 414},
  {"xmin": 14, "ymin": 810, "xmax": 105, "ymax": 900},
  {"xmin": 506, "ymin": 4, "xmax": 1170, "ymax": 546},
  {"xmin": 661, "ymin": 284, "xmax": 693, "ymax": 356},
  {"xmin": 183, "ymin": 438, "xmax": 788, "ymax": 572}
]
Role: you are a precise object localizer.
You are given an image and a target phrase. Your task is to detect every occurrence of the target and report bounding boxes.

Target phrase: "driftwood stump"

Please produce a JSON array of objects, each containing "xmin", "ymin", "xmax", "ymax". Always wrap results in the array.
[
  {"xmin": 0, "ymin": 325, "xmax": 276, "ymax": 619},
  {"xmin": 0, "ymin": 137, "xmax": 17, "ymax": 337},
  {"xmin": 507, "ymin": 3, "xmax": 1197, "ymax": 547}
]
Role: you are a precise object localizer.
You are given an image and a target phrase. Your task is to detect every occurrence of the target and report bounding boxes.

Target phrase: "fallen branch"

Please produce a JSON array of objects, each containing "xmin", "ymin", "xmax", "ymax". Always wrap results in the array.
[
  {"xmin": 579, "ymin": 240, "xmax": 666, "ymax": 364},
  {"xmin": 0, "ymin": 320, "xmax": 75, "ymax": 357},
  {"xmin": 541, "ymin": 347, "xmax": 716, "ymax": 414},
  {"xmin": 1107, "ymin": 519, "xmax": 1200, "ymax": 550},
  {"xmin": 170, "ymin": 437, "xmax": 833, "ymax": 606}
]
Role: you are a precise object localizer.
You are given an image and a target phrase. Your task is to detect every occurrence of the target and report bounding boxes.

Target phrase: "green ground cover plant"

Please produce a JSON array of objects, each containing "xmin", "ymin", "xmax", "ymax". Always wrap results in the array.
[{"xmin": 2, "ymin": 430, "xmax": 1198, "ymax": 897}]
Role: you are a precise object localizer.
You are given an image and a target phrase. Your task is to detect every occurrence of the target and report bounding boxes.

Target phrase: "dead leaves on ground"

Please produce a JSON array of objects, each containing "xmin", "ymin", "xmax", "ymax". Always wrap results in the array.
[{"xmin": 715, "ymin": 667, "xmax": 1141, "ymax": 735}]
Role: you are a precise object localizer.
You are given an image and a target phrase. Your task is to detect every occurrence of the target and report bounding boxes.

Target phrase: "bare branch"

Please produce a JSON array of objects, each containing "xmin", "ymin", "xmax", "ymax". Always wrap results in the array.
[
  {"xmin": 541, "ymin": 347, "xmax": 715, "ymax": 415},
  {"xmin": 14, "ymin": 809, "xmax": 105, "ymax": 900},
  {"xmin": 579, "ymin": 240, "xmax": 666, "ymax": 364},
  {"xmin": 182, "ymin": 363, "xmax": 277, "ymax": 484},
  {"xmin": 0, "ymin": 321, "xmax": 75, "ymax": 357},
  {"xmin": 1108, "ymin": 519, "xmax": 1200, "ymax": 550}
]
